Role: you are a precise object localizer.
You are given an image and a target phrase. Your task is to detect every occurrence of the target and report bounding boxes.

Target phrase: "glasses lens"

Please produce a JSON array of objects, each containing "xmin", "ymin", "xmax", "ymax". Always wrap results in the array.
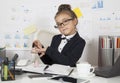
[
  {"xmin": 55, "ymin": 18, "xmax": 73, "ymax": 28},
  {"xmin": 63, "ymin": 18, "xmax": 73, "ymax": 25}
]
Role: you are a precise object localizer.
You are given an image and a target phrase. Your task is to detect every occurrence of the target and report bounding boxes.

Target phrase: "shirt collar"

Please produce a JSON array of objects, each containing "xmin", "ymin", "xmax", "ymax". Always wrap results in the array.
[{"xmin": 61, "ymin": 32, "xmax": 76, "ymax": 40}]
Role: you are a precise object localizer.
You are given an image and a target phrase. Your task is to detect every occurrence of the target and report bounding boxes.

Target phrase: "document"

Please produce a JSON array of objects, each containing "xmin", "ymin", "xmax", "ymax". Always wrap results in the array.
[
  {"xmin": 16, "ymin": 63, "xmax": 73, "ymax": 76},
  {"xmin": 44, "ymin": 64, "xmax": 73, "ymax": 76},
  {"xmin": 16, "ymin": 63, "xmax": 47, "ymax": 74}
]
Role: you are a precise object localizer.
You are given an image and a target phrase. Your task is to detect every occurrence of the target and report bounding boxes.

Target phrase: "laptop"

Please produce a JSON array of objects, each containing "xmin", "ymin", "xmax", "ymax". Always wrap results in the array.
[{"xmin": 94, "ymin": 55, "xmax": 120, "ymax": 78}]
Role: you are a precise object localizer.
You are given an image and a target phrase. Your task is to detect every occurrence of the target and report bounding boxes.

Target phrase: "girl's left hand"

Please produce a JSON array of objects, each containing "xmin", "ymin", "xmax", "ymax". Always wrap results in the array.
[{"xmin": 38, "ymin": 47, "xmax": 47, "ymax": 57}]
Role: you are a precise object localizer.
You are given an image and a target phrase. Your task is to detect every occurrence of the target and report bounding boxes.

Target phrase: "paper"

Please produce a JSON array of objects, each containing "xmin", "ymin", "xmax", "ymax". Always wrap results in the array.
[
  {"xmin": 16, "ymin": 63, "xmax": 73, "ymax": 75},
  {"xmin": 44, "ymin": 64, "xmax": 73, "ymax": 75},
  {"xmin": 16, "ymin": 63, "xmax": 47, "ymax": 74},
  {"xmin": 23, "ymin": 25, "xmax": 37, "ymax": 35},
  {"xmin": 73, "ymin": 8, "xmax": 83, "ymax": 18}
]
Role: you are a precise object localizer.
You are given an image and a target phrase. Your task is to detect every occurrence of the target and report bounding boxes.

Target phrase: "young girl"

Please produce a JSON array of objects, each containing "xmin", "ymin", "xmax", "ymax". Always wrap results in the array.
[{"xmin": 32, "ymin": 4, "xmax": 86, "ymax": 67}]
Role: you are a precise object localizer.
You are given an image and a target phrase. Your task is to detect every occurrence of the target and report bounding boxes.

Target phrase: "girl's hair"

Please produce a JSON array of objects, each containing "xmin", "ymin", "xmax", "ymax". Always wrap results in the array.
[{"xmin": 55, "ymin": 4, "xmax": 77, "ymax": 19}]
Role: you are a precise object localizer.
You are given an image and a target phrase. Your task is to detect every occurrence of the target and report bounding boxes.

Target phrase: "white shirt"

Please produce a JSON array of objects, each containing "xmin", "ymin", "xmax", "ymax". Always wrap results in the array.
[{"xmin": 58, "ymin": 33, "xmax": 76, "ymax": 53}]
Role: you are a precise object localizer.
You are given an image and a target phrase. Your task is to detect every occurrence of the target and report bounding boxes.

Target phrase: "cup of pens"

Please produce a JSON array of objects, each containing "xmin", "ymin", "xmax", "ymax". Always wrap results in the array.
[{"xmin": 1, "ymin": 57, "xmax": 15, "ymax": 81}]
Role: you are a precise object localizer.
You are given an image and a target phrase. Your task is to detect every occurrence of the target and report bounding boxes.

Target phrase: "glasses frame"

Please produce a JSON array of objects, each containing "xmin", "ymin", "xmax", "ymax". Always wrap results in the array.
[{"xmin": 54, "ymin": 18, "xmax": 73, "ymax": 28}]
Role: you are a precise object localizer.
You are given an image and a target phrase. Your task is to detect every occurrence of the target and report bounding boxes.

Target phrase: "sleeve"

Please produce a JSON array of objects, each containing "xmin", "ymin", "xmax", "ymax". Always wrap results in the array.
[{"xmin": 40, "ymin": 35, "xmax": 59, "ymax": 65}]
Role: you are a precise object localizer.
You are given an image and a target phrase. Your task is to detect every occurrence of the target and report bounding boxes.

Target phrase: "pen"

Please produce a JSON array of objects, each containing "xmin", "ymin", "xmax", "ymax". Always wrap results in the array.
[
  {"xmin": 68, "ymin": 69, "xmax": 74, "ymax": 76},
  {"xmin": 44, "ymin": 65, "xmax": 49, "ymax": 71}
]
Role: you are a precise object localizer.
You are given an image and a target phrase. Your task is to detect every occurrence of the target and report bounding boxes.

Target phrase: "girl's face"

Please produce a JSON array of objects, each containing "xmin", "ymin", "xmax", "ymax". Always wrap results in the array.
[{"xmin": 55, "ymin": 13, "xmax": 77, "ymax": 36}]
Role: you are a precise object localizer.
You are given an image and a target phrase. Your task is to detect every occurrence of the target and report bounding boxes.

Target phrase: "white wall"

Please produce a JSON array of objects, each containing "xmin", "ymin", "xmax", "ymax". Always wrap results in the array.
[{"xmin": 0, "ymin": 0, "xmax": 120, "ymax": 66}]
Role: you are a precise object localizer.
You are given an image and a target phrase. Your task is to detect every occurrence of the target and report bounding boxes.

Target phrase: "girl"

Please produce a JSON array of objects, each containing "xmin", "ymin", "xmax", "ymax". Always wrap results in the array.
[{"xmin": 32, "ymin": 4, "xmax": 86, "ymax": 67}]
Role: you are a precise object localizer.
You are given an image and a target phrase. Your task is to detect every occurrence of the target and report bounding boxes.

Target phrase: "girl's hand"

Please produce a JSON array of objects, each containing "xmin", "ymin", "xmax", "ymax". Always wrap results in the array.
[
  {"xmin": 31, "ymin": 47, "xmax": 46, "ymax": 57},
  {"xmin": 32, "ymin": 40, "xmax": 42, "ymax": 49},
  {"xmin": 31, "ymin": 47, "xmax": 40, "ymax": 54},
  {"xmin": 38, "ymin": 47, "xmax": 47, "ymax": 57}
]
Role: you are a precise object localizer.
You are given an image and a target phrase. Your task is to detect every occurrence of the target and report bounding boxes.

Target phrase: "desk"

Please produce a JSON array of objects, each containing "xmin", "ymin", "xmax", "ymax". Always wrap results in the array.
[
  {"xmin": 0, "ymin": 73, "xmax": 62, "ymax": 83},
  {"xmin": 0, "ymin": 69, "xmax": 120, "ymax": 83},
  {"xmin": 71, "ymin": 69, "xmax": 120, "ymax": 83}
]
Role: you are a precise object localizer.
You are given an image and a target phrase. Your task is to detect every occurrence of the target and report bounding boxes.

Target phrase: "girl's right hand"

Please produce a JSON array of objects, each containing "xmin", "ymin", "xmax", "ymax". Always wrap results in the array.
[{"xmin": 32, "ymin": 40, "xmax": 42, "ymax": 49}]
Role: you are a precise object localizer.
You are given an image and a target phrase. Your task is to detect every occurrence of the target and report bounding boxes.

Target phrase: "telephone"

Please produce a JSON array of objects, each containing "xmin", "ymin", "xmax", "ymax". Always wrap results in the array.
[{"xmin": 17, "ymin": 59, "xmax": 29, "ymax": 66}]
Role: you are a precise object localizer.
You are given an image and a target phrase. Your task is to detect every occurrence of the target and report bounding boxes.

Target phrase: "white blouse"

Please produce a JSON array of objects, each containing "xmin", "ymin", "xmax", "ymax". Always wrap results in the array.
[{"xmin": 58, "ymin": 33, "xmax": 76, "ymax": 53}]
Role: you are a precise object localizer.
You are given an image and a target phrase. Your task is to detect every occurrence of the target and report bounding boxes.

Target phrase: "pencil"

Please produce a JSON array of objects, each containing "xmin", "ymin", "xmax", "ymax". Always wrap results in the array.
[{"xmin": 8, "ymin": 70, "xmax": 15, "ymax": 80}]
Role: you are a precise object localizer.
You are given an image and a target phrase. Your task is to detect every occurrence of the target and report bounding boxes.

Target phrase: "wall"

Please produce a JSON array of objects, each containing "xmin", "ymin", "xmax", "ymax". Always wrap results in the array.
[{"xmin": 0, "ymin": 0, "xmax": 120, "ymax": 66}]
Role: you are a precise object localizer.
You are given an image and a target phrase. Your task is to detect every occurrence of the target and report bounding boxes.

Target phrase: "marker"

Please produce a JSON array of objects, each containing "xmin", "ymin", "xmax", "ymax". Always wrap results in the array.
[
  {"xmin": 4, "ymin": 65, "xmax": 8, "ymax": 80},
  {"xmin": 3, "ymin": 57, "xmax": 8, "ymax": 80}
]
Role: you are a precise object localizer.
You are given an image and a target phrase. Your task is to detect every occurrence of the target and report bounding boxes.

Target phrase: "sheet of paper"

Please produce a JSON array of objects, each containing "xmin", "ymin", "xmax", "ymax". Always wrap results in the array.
[
  {"xmin": 44, "ymin": 64, "xmax": 73, "ymax": 75},
  {"xmin": 16, "ymin": 63, "xmax": 47, "ymax": 74}
]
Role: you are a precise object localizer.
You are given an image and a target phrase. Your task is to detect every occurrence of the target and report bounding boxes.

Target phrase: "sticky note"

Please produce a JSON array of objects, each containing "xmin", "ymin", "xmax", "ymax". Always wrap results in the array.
[
  {"xmin": 23, "ymin": 25, "xmax": 37, "ymax": 35},
  {"xmin": 73, "ymin": 8, "xmax": 83, "ymax": 18}
]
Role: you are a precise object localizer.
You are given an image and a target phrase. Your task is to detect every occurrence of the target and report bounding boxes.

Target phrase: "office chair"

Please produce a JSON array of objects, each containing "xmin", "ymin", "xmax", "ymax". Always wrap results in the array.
[
  {"xmin": 33, "ymin": 29, "xmax": 58, "ymax": 48},
  {"xmin": 32, "ymin": 29, "xmax": 58, "ymax": 63},
  {"xmin": 94, "ymin": 55, "xmax": 120, "ymax": 78}
]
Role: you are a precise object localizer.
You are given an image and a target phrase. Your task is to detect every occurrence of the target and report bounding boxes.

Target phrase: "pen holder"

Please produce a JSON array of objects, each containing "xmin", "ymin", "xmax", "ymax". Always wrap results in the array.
[{"xmin": 1, "ymin": 57, "xmax": 15, "ymax": 81}]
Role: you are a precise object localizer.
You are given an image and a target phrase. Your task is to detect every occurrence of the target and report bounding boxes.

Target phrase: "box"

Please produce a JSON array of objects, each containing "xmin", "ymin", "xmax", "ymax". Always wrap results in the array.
[{"xmin": 1, "ymin": 57, "xmax": 15, "ymax": 81}]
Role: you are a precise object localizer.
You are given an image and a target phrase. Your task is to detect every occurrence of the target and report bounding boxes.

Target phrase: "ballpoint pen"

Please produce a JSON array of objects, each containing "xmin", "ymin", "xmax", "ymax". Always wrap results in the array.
[
  {"xmin": 44, "ymin": 65, "xmax": 49, "ymax": 71},
  {"xmin": 68, "ymin": 69, "xmax": 74, "ymax": 76}
]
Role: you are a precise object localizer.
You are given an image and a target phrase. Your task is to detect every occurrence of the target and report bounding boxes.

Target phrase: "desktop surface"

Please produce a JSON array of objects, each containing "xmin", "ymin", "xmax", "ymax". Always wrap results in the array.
[{"xmin": 0, "ymin": 69, "xmax": 120, "ymax": 83}]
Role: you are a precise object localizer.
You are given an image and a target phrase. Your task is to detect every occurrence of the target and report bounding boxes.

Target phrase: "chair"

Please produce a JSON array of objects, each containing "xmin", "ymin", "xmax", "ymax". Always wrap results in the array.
[
  {"xmin": 32, "ymin": 28, "xmax": 58, "ymax": 64},
  {"xmin": 33, "ymin": 28, "xmax": 58, "ymax": 47}
]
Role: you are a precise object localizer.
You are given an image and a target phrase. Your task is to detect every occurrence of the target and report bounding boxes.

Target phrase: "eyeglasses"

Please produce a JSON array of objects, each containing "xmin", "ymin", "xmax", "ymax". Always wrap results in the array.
[{"xmin": 54, "ymin": 18, "xmax": 73, "ymax": 28}]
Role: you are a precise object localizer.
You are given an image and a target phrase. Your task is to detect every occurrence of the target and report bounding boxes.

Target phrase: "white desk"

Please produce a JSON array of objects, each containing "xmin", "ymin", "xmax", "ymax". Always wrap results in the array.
[
  {"xmin": 0, "ymin": 70, "xmax": 120, "ymax": 83},
  {"xmin": 71, "ymin": 69, "xmax": 120, "ymax": 83}
]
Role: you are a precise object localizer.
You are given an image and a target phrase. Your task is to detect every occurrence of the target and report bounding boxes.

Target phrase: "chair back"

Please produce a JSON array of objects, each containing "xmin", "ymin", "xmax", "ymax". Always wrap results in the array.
[{"xmin": 34, "ymin": 29, "xmax": 58, "ymax": 47}]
